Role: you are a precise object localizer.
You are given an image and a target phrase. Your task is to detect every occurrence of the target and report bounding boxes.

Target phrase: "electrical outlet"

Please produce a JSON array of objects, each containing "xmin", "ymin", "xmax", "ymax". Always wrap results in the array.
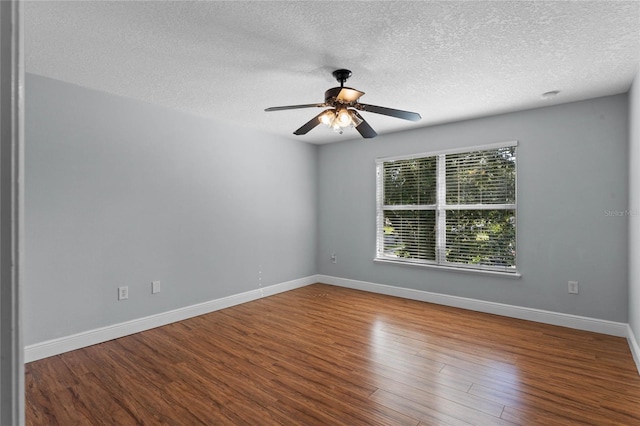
[
  {"xmin": 331, "ymin": 253, "xmax": 337, "ymax": 264},
  {"xmin": 118, "ymin": 286, "xmax": 129, "ymax": 300},
  {"xmin": 568, "ymin": 281, "xmax": 579, "ymax": 294},
  {"xmin": 152, "ymin": 280, "xmax": 161, "ymax": 294}
]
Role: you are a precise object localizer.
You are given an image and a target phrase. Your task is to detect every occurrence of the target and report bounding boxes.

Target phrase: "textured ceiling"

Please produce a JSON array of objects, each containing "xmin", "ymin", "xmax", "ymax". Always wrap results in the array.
[{"xmin": 25, "ymin": 1, "xmax": 640, "ymax": 144}]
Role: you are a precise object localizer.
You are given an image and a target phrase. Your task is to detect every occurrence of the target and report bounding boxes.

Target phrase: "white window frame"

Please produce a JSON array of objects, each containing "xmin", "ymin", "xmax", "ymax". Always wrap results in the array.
[{"xmin": 375, "ymin": 141, "xmax": 518, "ymax": 276}]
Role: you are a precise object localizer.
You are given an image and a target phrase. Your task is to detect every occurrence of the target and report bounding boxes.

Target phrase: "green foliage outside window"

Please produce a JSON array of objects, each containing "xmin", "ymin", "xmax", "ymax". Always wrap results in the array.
[
  {"xmin": 445, "ymin": 209, "xmax": 516, "ymax": 267},
  {"xmin": 384, "ymin": 157, "xmax": 436, "ymax": 205},
  {"xmin": 383, "ymin": 210, "xmax": 436, "ymax": 261}
]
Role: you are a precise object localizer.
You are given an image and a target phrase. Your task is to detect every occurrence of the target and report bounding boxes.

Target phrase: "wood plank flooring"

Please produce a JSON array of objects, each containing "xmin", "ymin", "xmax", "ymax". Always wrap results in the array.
[{"xmin": 26, "ymin": 283, "xmax": 640, "ymax": 425}]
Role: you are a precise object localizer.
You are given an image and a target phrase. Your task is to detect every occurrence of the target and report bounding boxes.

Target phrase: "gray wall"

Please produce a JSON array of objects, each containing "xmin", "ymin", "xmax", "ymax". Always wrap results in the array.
[
  {"xmin": 25, "ymin": 73, "xmax": 317, "ymax": 345},
  {"xmin": 630, "ymin": 70, "xmax": 640, "ymax": 338},
  {"xmin": 25, "ymin": 71, "xmax": 632, "ymax": 348},
  {"xmin": 318, "ymin": 94, "xmax": 629, "ymax": 322}
]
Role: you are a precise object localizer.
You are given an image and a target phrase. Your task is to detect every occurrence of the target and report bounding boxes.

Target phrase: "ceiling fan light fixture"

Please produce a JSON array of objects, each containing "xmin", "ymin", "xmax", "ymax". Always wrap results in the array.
[
  {"xmin": 349, "ymin": 109, "xmax": 363, "ymax": 126},
  {"xmin": 320, "ymin": 110, "xmax": 335, "ymax": 126},
  {"xmin": 320, "ymin": 108, "xmax": 358, "ymax": 134},
  {"xmin": 336, "ymin": 109, "xmax": 352, "ymax": 126},
  {"xmin": 331, "ymin": 123, "xmax": 344, "ymax": 134}
]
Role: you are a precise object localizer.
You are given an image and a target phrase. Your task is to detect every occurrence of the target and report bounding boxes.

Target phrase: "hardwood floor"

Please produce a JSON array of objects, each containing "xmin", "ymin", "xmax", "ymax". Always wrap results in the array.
[{"xmin": 26, "ymin": 283, "xmax": 640, "ymax": 425}]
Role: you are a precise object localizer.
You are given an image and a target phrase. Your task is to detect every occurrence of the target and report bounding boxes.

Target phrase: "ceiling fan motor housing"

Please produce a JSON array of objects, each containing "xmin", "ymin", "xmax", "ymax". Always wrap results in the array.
[{"xmin": 324, "ymin": 87, "xmax": 361, "ymax": 105}]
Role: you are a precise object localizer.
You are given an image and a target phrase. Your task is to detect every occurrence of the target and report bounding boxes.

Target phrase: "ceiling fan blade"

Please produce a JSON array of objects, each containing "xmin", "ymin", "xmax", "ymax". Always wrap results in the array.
[
  {"xmin": 293, "ymin": 110, "xmax": 331, "ymax": 135},
  {"xmin": 357, "ymin": 103, "xmax": 421, "ymax": 121},
  {"xmin": 351, "ymin": 110, "xmax": 377, "ymax": 138},
  {"xmin": 336, "ymin": 88, "xmax": 364, "ymax": 103},
  {"xmin": 264, "ymin": 103, "xmax": 325, "ymax": 112}
]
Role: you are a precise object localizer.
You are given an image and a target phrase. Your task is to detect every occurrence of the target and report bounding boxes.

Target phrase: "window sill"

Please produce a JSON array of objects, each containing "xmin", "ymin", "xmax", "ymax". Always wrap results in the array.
[{"xmin": 373, "ymin": 258, "xmax": 522, "ymax": 279}]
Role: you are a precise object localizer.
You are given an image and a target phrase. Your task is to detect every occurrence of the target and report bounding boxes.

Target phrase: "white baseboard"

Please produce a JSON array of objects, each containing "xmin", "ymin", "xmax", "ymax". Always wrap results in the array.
[
  {"xmin": 25, "ymin": 274, "xmax": 632, "ymax": 364},
  {"xmin": 318, "ymin": 275, "xmax": 628, "ymax": 338},
  {"xmin": 628, "ymin": 325, "xmax": 640, "ymax": 374},
  {"xmin": 24, "ymin": 275, "xmax": 319, "ymax": 363}
]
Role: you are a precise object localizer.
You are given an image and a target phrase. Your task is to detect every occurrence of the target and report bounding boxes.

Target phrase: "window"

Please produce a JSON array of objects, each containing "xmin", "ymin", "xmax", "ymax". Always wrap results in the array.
[{"xmin": 376, "ymin": 142, "xmax": 517, "ymax": 273}]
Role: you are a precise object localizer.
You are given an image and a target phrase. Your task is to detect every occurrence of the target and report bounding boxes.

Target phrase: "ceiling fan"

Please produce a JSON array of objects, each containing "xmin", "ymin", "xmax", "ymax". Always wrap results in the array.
[{"xmin": 264, "ymin": 69, "xmax": 421, "ymax": 138}]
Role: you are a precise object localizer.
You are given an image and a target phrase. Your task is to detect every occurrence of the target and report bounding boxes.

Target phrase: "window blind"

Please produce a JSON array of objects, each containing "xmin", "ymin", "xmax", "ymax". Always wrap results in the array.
[
  {"xmin": 442, "ymin": 146, "xmax": 516, "ymax": 270},
  {"xmin": 377, "ymin": 157, "xmax": 436, "ymax": 262},
  {"xmin": 445, "ymin": 147, "xmax": 516, "ymax": 206},
  {"xmin": 383, "ymin": 156, "xmax": 436, "ymax": 206},
  {"xmin": 376, "ymin": 142, "xmax": 517, "ymax": 273}
]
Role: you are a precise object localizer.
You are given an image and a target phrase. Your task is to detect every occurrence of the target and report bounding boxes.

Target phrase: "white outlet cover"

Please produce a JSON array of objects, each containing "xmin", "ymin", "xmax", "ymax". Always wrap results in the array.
[
  {"xmin": 118, "ymin": 286, "xmax": 129, "ymax": 300},
  {"xmin": 152, "ymin": 280, "xmax": 161, "ymax": 294}
]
